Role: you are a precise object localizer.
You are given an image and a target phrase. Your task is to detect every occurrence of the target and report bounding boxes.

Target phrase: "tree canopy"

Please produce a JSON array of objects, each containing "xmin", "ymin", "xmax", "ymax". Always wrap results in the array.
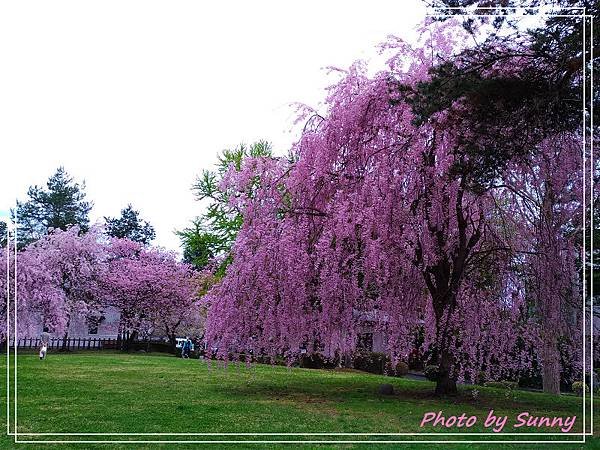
[
  {"xmin": 105, "ymin": 204, "xmax": 156, "ymax": 245},
  {"xmin": 408, "ymin": 0, "xmax": 597, "ymax": 190},
  {"xmin": 203, "ymin": 9, "xmax": 591, "ymax": 395},
  {"xmin": 14, "ymin": 167, "xmax": 92, "ymax": 248},
  {"xmin": 178, "ymin": 141, "xmax": 273, "ymax": 275},
  {"xmin": 0, "ymin": 227, "xmax": 201, "ymax": 349}
]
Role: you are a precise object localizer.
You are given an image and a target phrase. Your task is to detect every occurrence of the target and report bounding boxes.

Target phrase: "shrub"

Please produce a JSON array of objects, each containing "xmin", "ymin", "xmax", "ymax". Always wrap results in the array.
[
  {"xmin": 518, "ymin": 370, "xmax": 543, "ymax": 390},
  {"xmin": 299, "ymin": 353, "xmax": 336, "ymax": 369},
  {"xmin": 475, "ymin": 371, "xmax": 486, "ymax": 386},
  {"xmin": 128, "ymin": 341, "xmax": 173, "ymax": 353},
  {"xmin": 572, "ymin": 381, "xmax": 589, "ymax": 396},
  {"xmin": 353, "ymin": 352, "xmax": 389, "ymax": 375},
  {"xmin": 394, "ymin": 361, "xmax": 409, "ymax": 377},
  {"xmin": 483, "ymin": 381, "xmax": 518, "ymax": 390},
  {"xmin": 424, "ymin": 364, "xmax": 440, "ymax": 381}
]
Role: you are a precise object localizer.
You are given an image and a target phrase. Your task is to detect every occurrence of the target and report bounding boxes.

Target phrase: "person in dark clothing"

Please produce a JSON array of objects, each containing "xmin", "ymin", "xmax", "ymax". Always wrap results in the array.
[{"xmin": 182, "ymin": 337, "xmax": 192, "ymax": 359}]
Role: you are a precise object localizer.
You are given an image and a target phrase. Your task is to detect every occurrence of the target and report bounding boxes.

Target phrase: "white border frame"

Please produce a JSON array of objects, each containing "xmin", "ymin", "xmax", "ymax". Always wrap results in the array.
[
  {"xmin": 5, "ymin": 6, "xmax": 595, "ymax": 445},
  {"xmin": 1, "ymin": 217, "xmax": 12, "ymax": 439}
]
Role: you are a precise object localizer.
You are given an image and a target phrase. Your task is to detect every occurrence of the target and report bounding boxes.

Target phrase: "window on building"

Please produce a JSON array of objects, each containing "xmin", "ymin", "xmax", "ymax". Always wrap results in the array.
[{"xmin": 357, "ymin": 333, "xmax": 373, "ymax": 352}]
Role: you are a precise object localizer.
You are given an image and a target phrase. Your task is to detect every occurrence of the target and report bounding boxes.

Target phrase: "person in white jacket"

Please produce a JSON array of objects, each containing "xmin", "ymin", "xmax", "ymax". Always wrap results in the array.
[{"xmin": 39, "ymin": 328, "xmax": 50, "ymax": 360}]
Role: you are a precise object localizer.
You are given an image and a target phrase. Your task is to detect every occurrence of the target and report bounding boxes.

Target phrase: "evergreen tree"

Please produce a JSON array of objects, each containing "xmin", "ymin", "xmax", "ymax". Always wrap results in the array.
[
  {"xmin": 105, "ymin": 204, "xmax": 155, "ymax": 245},
  {"xmin": 14, "ymin": 167, "xmax": 92, "ymax": 248},
  {"xmin": 178, "ymin": 141, "xmax": 272, "ymax": 275}
]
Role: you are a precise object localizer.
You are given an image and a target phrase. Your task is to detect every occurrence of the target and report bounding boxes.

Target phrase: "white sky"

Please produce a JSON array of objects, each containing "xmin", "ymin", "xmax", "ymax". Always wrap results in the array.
[{"xmin": 0, "ymin": 0, "xmax": 426, "ymax": 252}]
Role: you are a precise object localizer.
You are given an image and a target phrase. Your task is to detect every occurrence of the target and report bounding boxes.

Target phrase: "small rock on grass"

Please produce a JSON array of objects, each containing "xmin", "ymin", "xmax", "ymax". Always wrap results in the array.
[{"xmin": 378, "ymin": 383, "xmax": 395, "ymax": 395}]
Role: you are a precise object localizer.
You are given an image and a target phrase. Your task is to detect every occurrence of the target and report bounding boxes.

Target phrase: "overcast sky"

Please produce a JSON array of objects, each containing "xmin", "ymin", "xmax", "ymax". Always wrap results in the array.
[{"xmin": 0, "ymin": 0, "xmax": 427, "ymax": 251}]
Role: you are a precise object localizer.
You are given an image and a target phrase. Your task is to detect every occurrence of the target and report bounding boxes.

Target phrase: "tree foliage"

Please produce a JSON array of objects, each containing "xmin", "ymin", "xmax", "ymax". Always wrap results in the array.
[
  {"xmin": 178, "ymin": 141, "xmax": 273, "ymax": 275},
  {"xmin": 5, "ymin": 227, "xmax": 107, "ymax": 348},
  {"xmin": 105, "ymin": 204, "xmax": 155, "ymax": 245},
  {"xmin": 204, "ymin": 15, "xmax": 585, "ymax": 395},
  {"xmin": 103, "ymin": 238, "xmax": 200, "ymax": 350},
  {"xmin": 0, "ymin": 227, "xmax": 200, "ymax": 350},
  {"xmin": 14, "ymin": 167, "xmax": 92, "ymax": 248},
  {"xmin": 412, "ymin": 0, "xmax": 598, "ymax": 190}
]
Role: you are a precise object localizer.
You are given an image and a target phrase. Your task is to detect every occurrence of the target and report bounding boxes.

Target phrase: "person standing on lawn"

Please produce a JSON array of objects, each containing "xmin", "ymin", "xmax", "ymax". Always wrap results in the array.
[
  {"xmin": 39, "ymin": 327, "xmax": 50, "ymax": 360},
  {"xmin": 182, "ymin": 337, "xmax": 192, "ymax": 359}
]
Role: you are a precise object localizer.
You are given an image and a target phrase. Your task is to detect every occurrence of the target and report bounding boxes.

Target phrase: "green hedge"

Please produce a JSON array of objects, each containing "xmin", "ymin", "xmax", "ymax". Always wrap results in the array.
[
  {"xmin": 352, "ymin": 352, "xmax": 409, "ymax": 377},
  {"xmin": 353, "ymin": 352, "xmax": 389, "ymax": 375},
  {"xmin": 299, "ymin": 353, "xmax": 337, "ymax": 369},
  {"xmin": 483, "ymin": 381, "xmax": 518, "ymax": 390},
  {"xmin": 572, "ymin": 381, "xmax": 589, "ymax": 396}
]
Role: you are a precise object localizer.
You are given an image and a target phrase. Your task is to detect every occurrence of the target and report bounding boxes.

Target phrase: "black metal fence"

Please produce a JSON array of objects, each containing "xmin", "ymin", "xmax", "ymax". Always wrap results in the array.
[
  {"xmin": 0, "ymin": 337, "xmax": 185, "ymax": 355},
  {"xmin": 7, "ymin": 337, "xmax": 120, "ymax": 350}
]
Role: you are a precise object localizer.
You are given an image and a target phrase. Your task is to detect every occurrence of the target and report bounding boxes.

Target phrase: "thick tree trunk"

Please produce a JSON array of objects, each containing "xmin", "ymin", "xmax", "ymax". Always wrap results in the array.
[
  {"xmin": 116, "ymin": 322, "xmax": 123, "ymax": 350},
  {"xmin": 541, "ymin": 332, "xmax": 561, "ymax": 395},
  {"xmin": 122, "ymin": 330, "xmax": 138, "ymax": 352},
  {"xmin": 163, "ymin": 320, "xmax": 182, "ymax": 354},
  {"xmin": 168, "ymin": 333, "xmax": 177, "ymax": 354},
  {"xmin": 538, "ymin": 187, "xmax": 561, "ymax": 395},
  {"xmin": 435, "ymin": 347, "xmax": 458, "ymax": 396},
  {"xmin": 416, "ymin": 180, "xmax": 480, "ymax": 397},
  {"xmin": 431, "ymin": 289, "xmax": 460, "ymax": 396}
]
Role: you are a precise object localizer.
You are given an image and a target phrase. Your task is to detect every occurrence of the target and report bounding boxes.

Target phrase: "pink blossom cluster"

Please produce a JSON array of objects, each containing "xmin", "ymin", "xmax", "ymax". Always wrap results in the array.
[{"xmin": 0, "ymin": 227, "xmax": 202, "ymax": 341}]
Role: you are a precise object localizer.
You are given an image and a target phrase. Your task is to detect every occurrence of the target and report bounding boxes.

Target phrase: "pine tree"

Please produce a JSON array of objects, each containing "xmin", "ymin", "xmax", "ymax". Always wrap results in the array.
[{"xmin": 15, "ymin": 167, "xmax": 92, "ymax": 248}]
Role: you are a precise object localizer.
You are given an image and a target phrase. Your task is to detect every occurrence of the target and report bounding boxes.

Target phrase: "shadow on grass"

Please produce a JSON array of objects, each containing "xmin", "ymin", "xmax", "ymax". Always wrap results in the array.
[{"xmin": 205, "ymin": 364, "xmax": 583, "ymax": 417}]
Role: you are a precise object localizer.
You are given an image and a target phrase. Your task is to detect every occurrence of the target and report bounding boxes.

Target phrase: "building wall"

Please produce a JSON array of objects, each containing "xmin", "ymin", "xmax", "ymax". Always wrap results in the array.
[
  {"xmin": 28, "ymin": 306, "xmax": 121, "ymax": 340},
  {"xmin": 357, "ymin": 322, "xmax": 387, "ymax": 353}
]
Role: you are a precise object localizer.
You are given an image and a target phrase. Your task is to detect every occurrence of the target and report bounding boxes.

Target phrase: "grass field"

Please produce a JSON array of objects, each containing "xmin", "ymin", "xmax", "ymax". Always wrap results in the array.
[{"xmin": 0, "ymin": 352, "xmax": 598, "ymax": 449}]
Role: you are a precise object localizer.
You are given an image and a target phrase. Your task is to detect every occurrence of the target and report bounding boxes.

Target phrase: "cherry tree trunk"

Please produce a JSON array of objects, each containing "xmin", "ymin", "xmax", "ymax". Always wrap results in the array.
[
  {"xmin": 431, "ymin": 287, "xmax": 459, "ymax": 396},
  {"xmin": 60, "ymin": 316, "xmax": 71, "ymax": 351},
  {"xmin": 122, "ymin": 330, "xmax": 138, "ymax": 351},
  {"xmin": 168, "ymin": 333, "xmax": 177, "ymax": 354},
  {"xmin": 60, "ymin": 331, "xmax": 69, "ymax": 351},
  {"xmin": 541, "ymin": 332, "xmax": 561, "ymax": 394},
  {"xmin": 435, "ymin": 348, "xmax": 458, "ymax": 396}
]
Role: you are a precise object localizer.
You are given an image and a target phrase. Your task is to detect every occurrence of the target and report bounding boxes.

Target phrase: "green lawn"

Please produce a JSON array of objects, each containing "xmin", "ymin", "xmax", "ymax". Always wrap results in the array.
[{"xmin": 0, "ymin": 352, "xmax": 598, "ymax": 449}]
